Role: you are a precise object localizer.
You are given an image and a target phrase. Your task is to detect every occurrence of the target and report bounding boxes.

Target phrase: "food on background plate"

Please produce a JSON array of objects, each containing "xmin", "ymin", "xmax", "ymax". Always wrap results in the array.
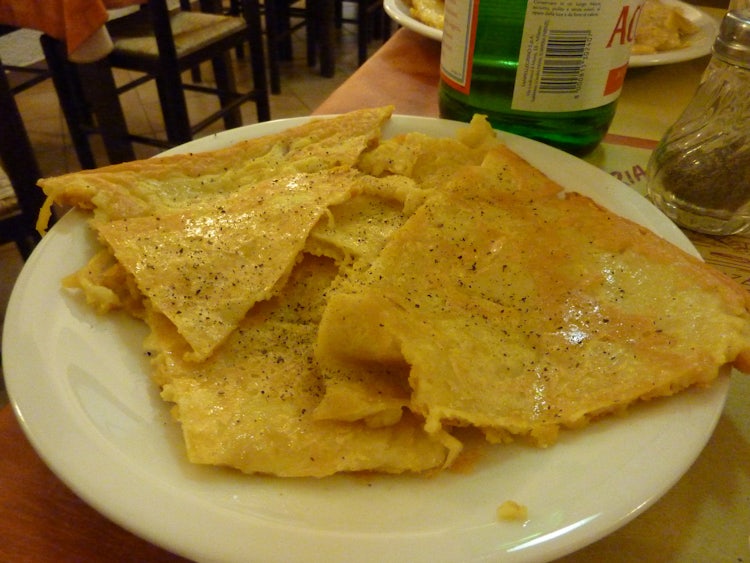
[
  {"xmin": 38, "ymin": 107, "xmax": 750, "ymax": 478},
  {"xmin": 405, "ymin": 0, "xmax": 701, "ymax": 60},
  {"xmin": 632, "ymin": 0, "xmax": 700, "ymax": 55},
  {"xmin": 407, "ymin": 0, "xmax": 444, "ymax": 30}
]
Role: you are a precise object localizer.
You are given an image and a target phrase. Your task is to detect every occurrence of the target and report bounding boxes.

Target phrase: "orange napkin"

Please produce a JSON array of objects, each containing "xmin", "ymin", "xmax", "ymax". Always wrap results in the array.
[{"xmin": 0, "ymin": 0, "xmax": 144, "ymax": 56}]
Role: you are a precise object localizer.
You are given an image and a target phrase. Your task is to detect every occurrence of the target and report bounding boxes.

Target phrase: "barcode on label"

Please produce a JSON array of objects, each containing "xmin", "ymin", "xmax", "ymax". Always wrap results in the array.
[{"xmin": 539, "ymin": 29, "xmax": 591, "ymax": 94}]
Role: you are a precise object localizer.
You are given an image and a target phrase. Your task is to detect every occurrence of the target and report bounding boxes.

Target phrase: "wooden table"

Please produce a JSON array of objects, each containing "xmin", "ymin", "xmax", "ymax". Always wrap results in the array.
[{"xmin": 4, "ymin": 7, "xmax": 750, "ymax": 562}]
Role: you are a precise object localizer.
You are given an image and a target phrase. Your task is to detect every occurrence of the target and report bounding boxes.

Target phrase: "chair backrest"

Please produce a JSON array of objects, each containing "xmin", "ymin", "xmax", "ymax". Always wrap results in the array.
[
  {"xmin": 107, "ymin": 0, "xmax": 266, "ymax": 72},
  {"xmin": 0, "ymin": 54, "xmax": 46, "ymax": 259},
  {"xmin": 110, "ymin": 0, "xmax": 181, "ymax": 66},
  {"xmin": 102, "ymin": 0, "xmax": 270, "ymax": 145}
]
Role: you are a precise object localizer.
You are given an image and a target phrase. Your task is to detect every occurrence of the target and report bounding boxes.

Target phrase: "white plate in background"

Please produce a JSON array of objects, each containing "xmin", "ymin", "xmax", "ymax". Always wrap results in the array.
[
  {"xmin": 629, "ymin": 0, "xmax": 719, "ymax": 67},
  {"xmin": 385, "ymin": 0, "xmax": 718, "ymax": 68},
  {"xmin": 384, "ymin": 0, "xmax": 442, "ymax": 41}
]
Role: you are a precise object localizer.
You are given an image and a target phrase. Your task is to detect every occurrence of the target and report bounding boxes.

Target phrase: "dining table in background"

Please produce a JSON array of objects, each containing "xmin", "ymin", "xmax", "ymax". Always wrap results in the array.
[
  {"xmin": 0, "ymin": 0, "xmax": 147, "ymax": 62},
  {"xmin": 3, "ymin": 5, "xmax": 750, "ymax": 561}
]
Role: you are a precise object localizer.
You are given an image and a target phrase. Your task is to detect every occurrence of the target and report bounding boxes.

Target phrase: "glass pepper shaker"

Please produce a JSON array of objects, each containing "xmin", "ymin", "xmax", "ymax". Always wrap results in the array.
[{"xmin": 646, "ymin": 9, "xmax": 750, "ymax": 235}]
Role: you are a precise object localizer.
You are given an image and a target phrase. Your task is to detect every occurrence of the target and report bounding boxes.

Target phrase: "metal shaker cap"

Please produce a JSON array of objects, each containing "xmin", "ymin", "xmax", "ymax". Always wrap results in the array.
[{"xmin": 713, "ymin": 9, "xmax": 750, "ymax": 68}]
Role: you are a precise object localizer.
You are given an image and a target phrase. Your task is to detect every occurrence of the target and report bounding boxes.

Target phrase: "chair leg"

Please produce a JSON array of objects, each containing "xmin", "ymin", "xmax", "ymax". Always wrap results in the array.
[
  {"xmin": 354, "ymin": 0, "xmax": 387, "ymax": 66},
  {"xmin": 357, "ymin": 0, "xmax": 369, "ymax": 66},
  {"xmin": 40, "ymin": 35, "xmax": 97, "ymax": 169},
  {"xmin": 316, "ymin": 0, "xmax": 336, "ymax": 77},
  {"xmin": 277, "ymin": 0, "xmax": 293, "ymax": 61},
  {"xmin": 0, "ymin": 57, "xmax": 44, "ymax": 255},
  {"xmin": 179, "ymin": 0, "xmax": 204, "ymax": 82},
  {"xmin": 264, "ymin": 0, "xmax": 283, "ymax": 94},
  {"xmin": 210, "ymin": 52, "xmax": 243, "ymax": 130},
  {"xmin": 14, "ymin": 236, "xmax": 38, "ymax": 260},
  {"xmin": 240, "ymin": 0, "xmax": 272, "ymax": 120},
  {"xmin": 155, "ymin": 71, "xmax": 193, "ymax": 145},
  {"xmin": 382, "ymin": 8, "xmax": 392, "ymax": 41},
  {"xmin": 304, "ymin": 0, "xmax": 317, "ymax": 67},
  {"xmin": 42, "ymin": 35, "xmax": 135, "ymax": 166},
  {"xmin": 334, "ymin": 0, "xmax": 343, "ymax": 28},
  {"xmin": 76, "ymin": 60, "xmax": 137, "ymax": 164}
]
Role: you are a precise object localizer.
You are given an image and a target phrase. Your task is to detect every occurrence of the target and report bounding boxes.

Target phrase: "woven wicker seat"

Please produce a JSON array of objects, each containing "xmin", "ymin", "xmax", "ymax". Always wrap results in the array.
[{"xmin": 108, "ymin": 10, "xmax": 246, "ymax": 58}]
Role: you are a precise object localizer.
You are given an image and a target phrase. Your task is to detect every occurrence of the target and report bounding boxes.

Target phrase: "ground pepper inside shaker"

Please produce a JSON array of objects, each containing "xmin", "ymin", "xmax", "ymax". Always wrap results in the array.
[
  {"xmin": 658, "ymin": 140, "xmax": 750, "ymax": 210},
  {"xmin": 647, "ymin": 9, "xmax": 750, "ymax": 235}
]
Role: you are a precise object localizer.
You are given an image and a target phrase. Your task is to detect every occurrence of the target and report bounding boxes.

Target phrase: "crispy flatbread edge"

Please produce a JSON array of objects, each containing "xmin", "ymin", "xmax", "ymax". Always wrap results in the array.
[{"xmin": 35, "ymin": 106, "xmax": 396, "ymax": 231}]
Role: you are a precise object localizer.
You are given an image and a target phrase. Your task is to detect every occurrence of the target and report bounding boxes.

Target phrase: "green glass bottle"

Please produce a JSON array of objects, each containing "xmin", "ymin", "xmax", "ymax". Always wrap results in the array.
[{"xmin": 439, "ymin": 0, "xmax": 643, "ymax": 156}]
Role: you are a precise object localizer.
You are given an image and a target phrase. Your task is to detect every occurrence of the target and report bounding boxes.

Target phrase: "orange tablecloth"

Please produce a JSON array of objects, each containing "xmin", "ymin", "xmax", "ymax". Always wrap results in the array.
[{"xmin": 0, "ymin": 0, "xmax": 145, "ymax": 58}]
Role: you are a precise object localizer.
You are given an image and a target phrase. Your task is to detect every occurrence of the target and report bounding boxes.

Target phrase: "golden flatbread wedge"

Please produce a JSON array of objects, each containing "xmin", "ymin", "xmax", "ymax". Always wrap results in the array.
[
  {"xmin": 306, "ymin": 192, "xmax": 409, "ymax": 263},
  {"xmin": 55, "ymin": 112, "xmax": 495, "ymax": 320},
  {"xmin": 316, "ymin": 144, "xmax": 750, "ymax": 447},
  {"xmin": 359, "ymin": 114, "xmax": 499, "ymax": 195},
  {"xmin": 97, "ymin": 168, "xmax": 365, "ymax": 361},
  {"xmin": 64, "ymin": 177, "xmax": 420, "ymax": 317},
  {"xmin": 37, "ymin": 106, "xmax": 393, "ymax": 224},
  {"xmin": 146, "ymin": 255, "xmax": 453, "ymax": 477}
]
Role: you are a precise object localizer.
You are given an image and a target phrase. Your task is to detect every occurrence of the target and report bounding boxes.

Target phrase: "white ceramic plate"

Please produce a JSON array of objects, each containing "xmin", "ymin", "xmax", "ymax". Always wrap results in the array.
[
  {"xmin": 4, "ymin": 116, "xmax": 729, "ymax": 563},
  {"xmin": 629, "ymin": 0, "xmax": 719, "ymax": 68},
  {"xmin": 385, "ymin": 0, "xmax": 718, "ymax": 67},
  {"xmin": 384, "ymin": 0, "xmax": 442, "ymax": 41}
]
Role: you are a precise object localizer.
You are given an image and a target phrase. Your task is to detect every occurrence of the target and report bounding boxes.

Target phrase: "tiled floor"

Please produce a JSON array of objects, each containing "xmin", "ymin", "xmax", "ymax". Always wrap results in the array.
[{"xmin": 0, "ymin": 14, "xmax": 387, "ymax": 408}]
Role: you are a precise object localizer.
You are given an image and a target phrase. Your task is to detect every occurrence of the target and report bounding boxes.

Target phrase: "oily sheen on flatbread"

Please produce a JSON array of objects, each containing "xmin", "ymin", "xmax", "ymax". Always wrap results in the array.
[
  {"xmin": 96, "ymin": 169, "xmax": 365, "ymax": 360},
  {"xmin": 37, "ymin": 106, "xmax": 394, "ymax": 224},
  {"xmin": 146, "ymin": 255, "xmax": 451, "ymax": 477},
  {"xmin": 316, "ymin": 144, "xmax": 750, "ymax": 446},
  {"xmin": 40, "ymin": 109, "xmax": 489, "ymax": 476}
]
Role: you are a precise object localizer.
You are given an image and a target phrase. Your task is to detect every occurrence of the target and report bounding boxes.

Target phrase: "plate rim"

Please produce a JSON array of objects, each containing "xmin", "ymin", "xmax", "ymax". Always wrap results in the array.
[
  {"xmin": 384, "ymin": 0, "xmax": 442, "ymax": 41},
  {"xmin": 3, "ymin": 114, "xmax": 728, "ymax": 563}
]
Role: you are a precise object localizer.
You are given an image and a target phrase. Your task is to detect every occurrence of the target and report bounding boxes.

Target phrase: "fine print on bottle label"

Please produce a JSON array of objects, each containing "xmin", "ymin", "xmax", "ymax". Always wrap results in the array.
[
  {"xmin": 440, "ymin": 0, "xmax": 478, "ymax": 91},
  {"xmin": 441, "ymin": 0, "xmax": 643, "ymax": 113}
]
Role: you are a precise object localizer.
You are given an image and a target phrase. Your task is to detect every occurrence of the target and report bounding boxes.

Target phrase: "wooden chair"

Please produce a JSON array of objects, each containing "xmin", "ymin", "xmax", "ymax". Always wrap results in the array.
[
  {"xmin": 228, "ymin": 0, "xmax": 335, "ymax": 94},
  {"xmin": 0, "ymin": 48, "xmax": 49, "ymax": 259},
  {"xmin": 265, "ymin": 0, "xmax": 335, "ymax": 93},
  {"xmin": 336, "ymin": 0, "xmax": 391, "ymax": 66},
  {"xmin": 42, "ymin": 0, "xmax": 271, "ymax": 167}
]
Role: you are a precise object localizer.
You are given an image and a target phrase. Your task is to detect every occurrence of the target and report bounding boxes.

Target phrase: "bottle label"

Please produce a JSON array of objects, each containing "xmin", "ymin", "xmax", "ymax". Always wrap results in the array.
[
  {"xmin": 441, "ymin": 0, "xmax": 643, "ymax": 112},
  {"xmin": 440, "ymin": 0, "xmax": 480, "ymax": 93}
]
